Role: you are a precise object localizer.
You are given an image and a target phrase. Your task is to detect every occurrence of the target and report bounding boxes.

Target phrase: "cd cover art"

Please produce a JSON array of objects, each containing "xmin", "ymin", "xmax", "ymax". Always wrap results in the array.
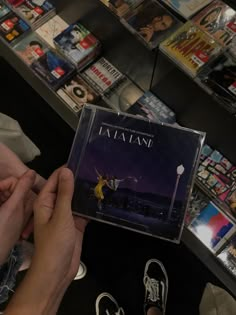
[
  {"xmin": 107, "ymin": 0, "xmax": 144, "ymax": 17},
  {"xmin": 13, "ymin": 32, "xmax": 47, "ymax": 65},
  {"xmin": 16, "ymin": 0, "xmax": 54, "ymax": 24},
  {"xmin": 31, "ymin": 50, "xmax": 75, "ymax": 89},
  {"xmin": 122, "ymin": 0, "xmax": 181, "ymax": 49},
  {"xmin": 217, "ymin": 235, "xmax": 236, "ymax": 276},
  {"xmin": 0, "ymin": 2, "xmax": 10, "ymax": 19},
  {"xmin": 189, "ymin": 202, "xmax": 235, "ymax": 252},
  {"xmin": 57, "ymin": 74, "xmax": 100, "ymax": 110},
  {"xmin": 162, "ymin": 0, "xmax": 213, "ymax": 19},
  {"xmin": 68, "ymin": 105, "xmax": 204, "ymax": 242},
  {"xmin": 160, "ymin": 22, "xmax": 222, "ymax": 77},
  {"xmin": 192, "ymin": 0, "xmax": 236, "ymax": 47}
]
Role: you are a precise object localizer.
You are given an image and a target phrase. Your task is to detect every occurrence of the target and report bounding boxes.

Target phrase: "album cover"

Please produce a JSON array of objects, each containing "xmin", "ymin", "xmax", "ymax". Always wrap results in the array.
[
  {"xmin": 192, "ymin": 1, "xmax": 236, "ymax": 47},
  {"xmin": 5, "ymin": 0, "xmax": 24, "ymax": 7},
  {"xmin": 217, "ymin": 235, "xmax": 236, "ymax": 276},
  {"xmin": 16, "ymin": 0, "xmax": 55, "ymax": 25},
  {"xmin": 200, "ymin": 53, "xmax": 236, "ymax": 111},
  {"xmin": 102, "ymin": 76, "xmax": 143, "ymax": 112},
  {"xmin": 82, "ymin": 57, "xmax": 123, "ymax": 94},
  {"xmin": 127, "ymin": 91, "xmax": 176, "ymax": 124},
  {"xmin": 185, "ymin": 187, "xmax": 210, "ymax": 226},
  {"xmin": 0, "ymin": 2, "xmax": 10, "ymax": 19},
  {"xmin": 68, "ymin": 105, "xmax": 205, "ymax": 242},
  {"xmin": 189, "ymin": 202, "xmax": 235, "ymax": 252},
  {"xmin": 122, "ymin": 0, "xmax": 181, "ymax": 49},
  {"xmin": 107, "ymin": 0, "xmax": 144, "ymax": 17},
  {"xmin": 57, "ymin": 74, "xmax": 100, "ymax": 112},
  {"xmin": 13, "ymin": 32, "xmax": 47, "ymax": 65},
  {"xmin": 31, "ymin": 49, "xmax": 75, "ymax": 90},
  {"xmin": 162, "ymin": 0, "xmax": 213, "ymax": 19},
  {"xmin": 36, "ymin": 15, "xmax": 69, "ymax": 48},
  {"xmin": 200, "ymin": 144, "xmax": 213, "ymax": 161},
  {"xmin": 54, "ymin": 22, "xmax": 100, "ymax": 68},
  {"xmin": 160, "ymin": 22, "xmax": 222, "ymax": 77}
]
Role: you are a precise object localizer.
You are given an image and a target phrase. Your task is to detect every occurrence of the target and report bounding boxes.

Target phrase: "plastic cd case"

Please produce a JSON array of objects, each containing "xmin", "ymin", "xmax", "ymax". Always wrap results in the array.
[{"xmin": 68, "ymin": 104, "xmax": 205, "ymax": 243}]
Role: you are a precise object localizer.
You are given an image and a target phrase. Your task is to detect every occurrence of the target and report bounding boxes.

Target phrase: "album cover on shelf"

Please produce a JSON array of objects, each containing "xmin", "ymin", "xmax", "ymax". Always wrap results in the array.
[
  {"xmin": 57, "ymin": 74, "xmax": 100, "ymax": 114},
  {"xmin": 185, "ymin": 187, "xmax": 210, "ymax": 226},
  {"xmin": 68, "ymin": 104, "xmax": 205, "ymax": 242},
  {"xmin": 189, "ymin": 202, "xmax": 235, "ymax": 252},
  {"xmin": 15, "ymin": 0, "xmax": 55, "ymax": 29},
  {"xmin": 102, "ymin": 0, "xmax": 144, "ymax": 17},
  {"xmin": 13, "ymin": 32, "xmax": 48, "ymax": 65},
  {"xmin": 127, "ymin": 91, "xmax": 176, "ymax": 124},
  {"xmin": 82, "ymin": 57, "xmax": 123, "ymax": 94},
  {"xmin": 36, "ymin": 15, "xmax": 69, "ymax": 48},
  {"xmin": 200, "ymin": 144, "xmax": 213, "ymax": 161},
  {"xmin": 197, "ymin": 149, "xmax": 236, "ymax": 219},
  {"xmin": 121, "ymin": 0, "xmax": 181, "ymax": 49},
  {"xmin": 160, "ymin": 22, "xmax": 222, "ymax": 78},
  {"xmin": 192, "ymin": 0, "xmax": 236, "ymax": 47},
  {"xmin": 0, "ymin": 10, "xmax": 29, "ymax": 43},
  {"xmin": 162, "ymin": 0, "xmax": 213, "ymax": 19},
  {"xmin": 199, "ymin": 53, "xmax": 236, "ymax": 113},
  {"xmin": 102, "ymin": 76, "xmax": 143, "ymax": 112},
  {"xmin": 5, "ymin": 0, "xmax": 24, "ymax": 7},
  {"xmin": 54, "ymin": 22, "xmax": 101, "ymax": 69},
  {"xmin": 31, "ymin": 49, "xmax": 75, "ymax": 90},
  {"xmin": 217, "ymin": 235, "xmax": 236, "ymax": 277},
  {"xmin": 0, "ymin": 1, "xmax": 10, "ymax": 19}
]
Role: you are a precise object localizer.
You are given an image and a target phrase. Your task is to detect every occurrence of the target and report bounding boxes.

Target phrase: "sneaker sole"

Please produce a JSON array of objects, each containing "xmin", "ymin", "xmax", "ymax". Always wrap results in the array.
[
  {"xmin": 74, "ymin": 261, "xmax": 87, "ymax": 281},
  {"xmin": 144, "ymin": 258, "xmax": 169, "ymax": 315}
]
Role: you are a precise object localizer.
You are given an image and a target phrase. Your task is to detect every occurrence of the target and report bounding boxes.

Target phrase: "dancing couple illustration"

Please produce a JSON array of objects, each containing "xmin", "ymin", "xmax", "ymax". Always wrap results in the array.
[{"xmin": 94, "ymin": 167, "xmax": 139, "ymax": 210}]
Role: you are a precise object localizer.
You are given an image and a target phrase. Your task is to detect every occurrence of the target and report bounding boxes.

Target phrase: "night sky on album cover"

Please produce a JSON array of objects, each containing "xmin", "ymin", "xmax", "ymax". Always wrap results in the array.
[{"xmin": 72, "ymin": 108, "xmax": 202, "ymax": 200}]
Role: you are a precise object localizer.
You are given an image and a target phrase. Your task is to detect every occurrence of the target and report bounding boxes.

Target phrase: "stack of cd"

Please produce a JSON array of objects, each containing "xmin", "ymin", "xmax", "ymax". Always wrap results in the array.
[
  {"xmin": 0, "ymin": 1, "xmax": 30, "ymax": 44},
  {"xmin": 5, "ymin": 0, "xmax": 56, "ymax": 30},
  {"xmin": 54, "ymin": 22, "xmax": 101, "ymax": 71}
]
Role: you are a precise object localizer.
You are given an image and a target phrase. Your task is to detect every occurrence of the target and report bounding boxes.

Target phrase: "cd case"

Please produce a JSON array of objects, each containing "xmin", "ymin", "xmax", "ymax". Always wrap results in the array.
[{"xmin": 68, "ymin": 105, "xmax": 205, "ymax": 242}]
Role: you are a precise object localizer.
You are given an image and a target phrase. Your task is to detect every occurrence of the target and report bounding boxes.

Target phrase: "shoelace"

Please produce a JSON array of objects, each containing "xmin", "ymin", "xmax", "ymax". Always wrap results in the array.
[
  {"xmin": 105, "ymin": 307, "xmax": 125, "ymax": 315},
  {"xmin": 144, "ymin": 276, "xmax": 161, "ymax": 303}
]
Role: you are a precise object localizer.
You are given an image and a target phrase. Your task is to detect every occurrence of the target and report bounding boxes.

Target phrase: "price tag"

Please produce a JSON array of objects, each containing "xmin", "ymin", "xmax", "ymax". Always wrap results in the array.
[
  {"xmin": 34, "ymin": 7, "xmax": 44, "ymax": 16},
  {"xmin": 51, "ymin": 67, "xmax": 65, "ymax": 79},
  {"xmin": 32, "ymin": 47, "xmax": 44, "ymax": 58},
  {"xmin": 228, "ymin": 82, "xmax": 236, "ymax": 95},
  {"xmin": 1, "ymin": 19, "xmax": 14, "ymax": 31},
  {"xmin": 191, "ymin": 51, "xmax": 209, "ymax": 67},
  {"xmin": 226, "ymin": 21, "xmax": 236, "ymax": 34}
]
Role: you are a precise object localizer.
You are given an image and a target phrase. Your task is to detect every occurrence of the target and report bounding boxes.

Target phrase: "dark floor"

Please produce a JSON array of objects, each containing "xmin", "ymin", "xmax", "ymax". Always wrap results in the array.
[{"xmin": 0, "ymin": 58, "xmax": 225, "ymax": 315}]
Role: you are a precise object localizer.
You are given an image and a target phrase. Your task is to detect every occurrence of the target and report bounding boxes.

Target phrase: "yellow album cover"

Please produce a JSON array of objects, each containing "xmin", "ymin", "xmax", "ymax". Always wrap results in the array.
[{"xmin": 160, "ymin": 22, "xmax": 222, "ymax": 77}]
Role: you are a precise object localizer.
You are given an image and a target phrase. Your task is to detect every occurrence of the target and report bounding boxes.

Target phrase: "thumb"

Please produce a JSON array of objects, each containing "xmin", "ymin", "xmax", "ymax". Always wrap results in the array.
[
  {"xmin": 53, "ymin": 168, "xmax": 74, "ymax": 222},
  {"xmin": 4, "ymin": 170, "xmax": 36, "ymax": 210}
]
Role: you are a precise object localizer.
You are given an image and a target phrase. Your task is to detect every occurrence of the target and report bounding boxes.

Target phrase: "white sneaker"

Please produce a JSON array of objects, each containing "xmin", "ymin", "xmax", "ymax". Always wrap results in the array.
[{"xmin": 95, "ymin": 292, "xmax": 125, "ymax": 315}]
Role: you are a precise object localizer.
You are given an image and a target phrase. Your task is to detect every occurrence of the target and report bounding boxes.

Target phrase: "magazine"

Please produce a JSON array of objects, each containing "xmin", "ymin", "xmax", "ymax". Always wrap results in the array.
[{"xmin": 68, "ymin": 105, "xmax": 205, "ymax": 242}]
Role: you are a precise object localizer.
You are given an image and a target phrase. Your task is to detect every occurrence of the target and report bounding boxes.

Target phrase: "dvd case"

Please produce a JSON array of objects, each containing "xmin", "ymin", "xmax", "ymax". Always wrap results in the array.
[
  {"xmin": 189, "ymin": 202, "xmax": 235, "ymax": 252},
  {"xmin": 192, "ymin": 0, "xmax": 236, "ymax": 47},
  {"xmin": 160, "ymin": 22, "xmax": 222, "ymax": 78},
  {"xmin": 162, "ymin": 0, "xmax": 213, "ymax": 19},
  {"xmin": 36, "ymin": 15, "xmax": 69, "ymax": 48},
  {"xmin": 217, "ymin": 235, "xmax": 236, "ymax": 277},
  {"xmin": 0, "ymin": 1, "xmax": 10, "ymax": 19},
  {"xmin": 68, "ymin": 105, "xmax": 205, "ymax": 242},
  {"xmin": 31, "ymin": 49, "xmax": 75, "ymax": 90},
  {"xmin": 82, "ymin": 57, "xmax": 123, "ymax": 94},
  {"xmin": 121, "ymin": 0, "xmax": 181, "ymax": 49},
  {"xmin": 13, "ymin": 32, "xmax": 48, "ymax": 65},
  {"xmin": 53, "ymin": 22, "xmax": 101, "ymax": 69},
  {"xmin": 57, "ymin": 74, "xmax": 100, "ymax": 114}
]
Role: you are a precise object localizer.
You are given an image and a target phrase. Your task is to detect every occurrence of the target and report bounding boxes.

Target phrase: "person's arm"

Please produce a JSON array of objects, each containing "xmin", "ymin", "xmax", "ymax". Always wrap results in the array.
[
  {"xmin": 94, "ymin": 167, "xmax": 101, "ymax": 178},
  {"xmin": 5, "ymin": 168, "xmax": 87, "ymax": 315}
]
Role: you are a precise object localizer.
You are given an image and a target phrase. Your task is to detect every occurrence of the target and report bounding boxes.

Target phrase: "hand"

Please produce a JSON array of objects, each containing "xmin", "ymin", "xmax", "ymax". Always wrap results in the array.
[
  {"xmin": 139, "ymin": 26, "xmax": 154, "ymax": 43},
  {"xmin": 32, "ymin": 167, "xmax": 87, "ymax": 287},
  {"xmin": 0, "ymin": 170, "xmax": 36, "ymax": 265},
  {"xmin": 0, "ymin": 143, "xmax": 45, "ymax": 192}
]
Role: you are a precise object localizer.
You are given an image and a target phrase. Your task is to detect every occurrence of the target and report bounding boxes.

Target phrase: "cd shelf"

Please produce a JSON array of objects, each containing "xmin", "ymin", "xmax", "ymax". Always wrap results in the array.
[{"xmin": 0, "ymin": 0, "xmax": 236, "ymax": 297}]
